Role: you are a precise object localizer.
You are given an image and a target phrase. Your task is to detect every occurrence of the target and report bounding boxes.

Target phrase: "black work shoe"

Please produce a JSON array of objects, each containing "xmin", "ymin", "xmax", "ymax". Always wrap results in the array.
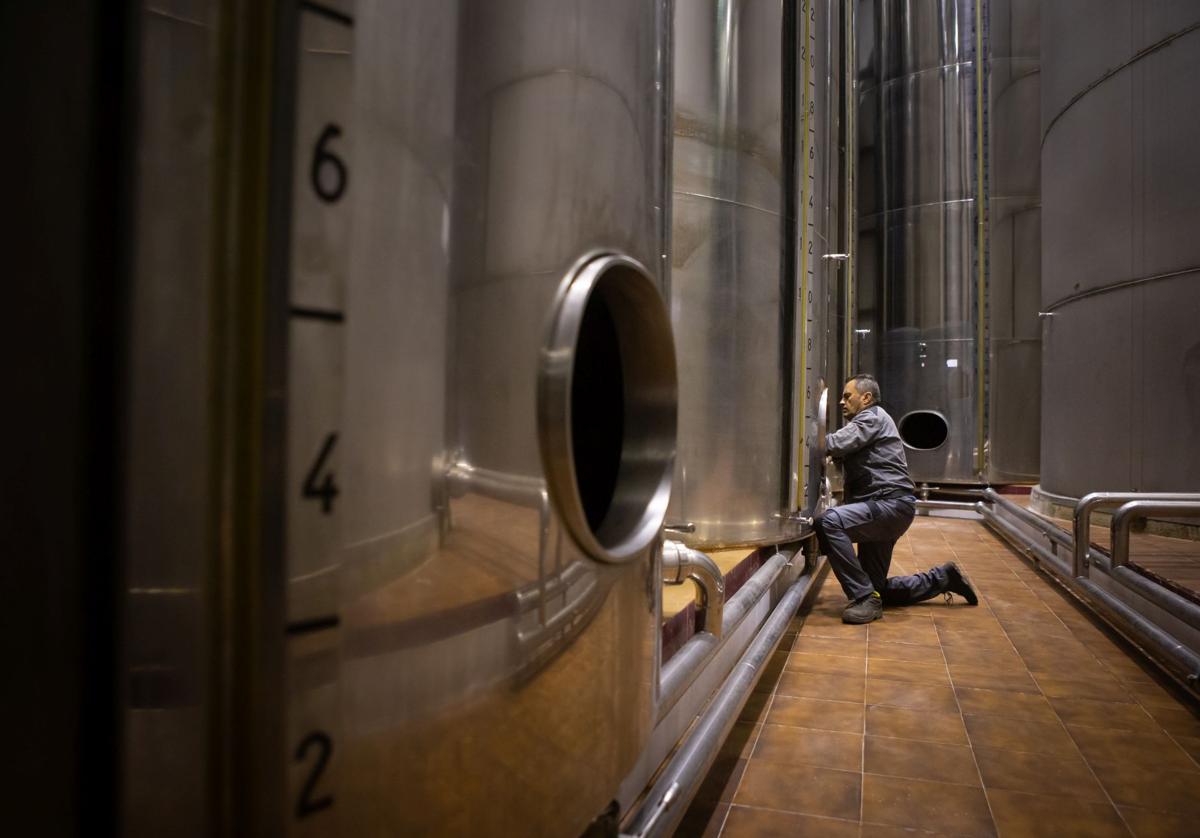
[
  {"xmin": 943, "ymin": 562, "xmax": 978, "ymax": 606},
  {"xmin": 842, "ymin": 593, "xmax": 883, "ymax": 624}
]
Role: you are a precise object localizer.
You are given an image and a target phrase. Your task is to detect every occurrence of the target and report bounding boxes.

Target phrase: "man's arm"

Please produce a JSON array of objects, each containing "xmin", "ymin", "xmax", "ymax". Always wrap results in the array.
[{"xmin": 825, "ymin": 411, "xmax": 881, "ymax": 457}]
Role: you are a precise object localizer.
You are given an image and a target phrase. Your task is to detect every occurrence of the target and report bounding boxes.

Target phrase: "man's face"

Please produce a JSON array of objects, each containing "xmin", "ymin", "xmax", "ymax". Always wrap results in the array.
[{"xmin": 840, "ymin": 380, "xmax": 871, "ymax": 419}]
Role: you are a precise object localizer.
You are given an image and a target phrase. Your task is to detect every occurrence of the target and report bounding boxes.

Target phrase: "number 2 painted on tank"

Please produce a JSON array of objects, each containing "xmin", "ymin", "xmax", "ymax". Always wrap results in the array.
[
  {"xmin": 303, "ymin": 433, "xmax": 340, "ymax": 513},
  {"xmin": 295, "ymin": 731, "xmax": 334, "ymax": 818},
  {"xmin": 311, "ymin": 123, "xmax": 348, "ymax": 203}
]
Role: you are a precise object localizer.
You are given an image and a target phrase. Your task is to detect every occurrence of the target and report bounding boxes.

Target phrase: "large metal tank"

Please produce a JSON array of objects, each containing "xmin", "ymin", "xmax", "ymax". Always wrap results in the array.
[
  {"xmin": 324, "ymin": 2, "xmax": 676, "ymax": 836},
  {"xmin": 855, "ymin": 0, "xmax": 1041, "ymax": 485},
  {"xmin": 1038, "ymin": 3, "xmax": 1200, "ymax": 501},
  {"xmin": 669, "ymin": 0, "xmax": 843, "ymax": 546}
]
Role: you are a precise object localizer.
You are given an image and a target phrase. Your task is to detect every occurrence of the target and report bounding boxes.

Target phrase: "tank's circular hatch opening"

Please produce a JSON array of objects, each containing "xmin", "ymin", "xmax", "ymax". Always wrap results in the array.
[
  {"xmin": 539, "ymin": 252, "xmax": 677, "ymax": 563},
  {"xmin": 898, "ymin": 410, "xmax": 950, "ymax": 451}
]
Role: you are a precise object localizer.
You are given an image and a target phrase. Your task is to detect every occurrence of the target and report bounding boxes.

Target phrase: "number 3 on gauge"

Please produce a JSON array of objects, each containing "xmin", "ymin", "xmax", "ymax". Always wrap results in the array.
[{"xmin": 303, "ymin": 433, "xmax": 339, "ymax": 514}]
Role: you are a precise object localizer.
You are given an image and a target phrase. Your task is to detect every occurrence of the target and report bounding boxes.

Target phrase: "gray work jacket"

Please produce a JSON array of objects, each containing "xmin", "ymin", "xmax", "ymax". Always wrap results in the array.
[{"xmin": 825, "ymin": 404, "xmax": 915, "ymax": 503}]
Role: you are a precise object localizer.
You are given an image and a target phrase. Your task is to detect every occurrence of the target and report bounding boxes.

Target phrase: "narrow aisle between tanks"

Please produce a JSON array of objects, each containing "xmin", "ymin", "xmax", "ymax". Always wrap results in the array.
[{"xmin": 676, "ymin": 515, "xmax": 1200, "ymax": 838}]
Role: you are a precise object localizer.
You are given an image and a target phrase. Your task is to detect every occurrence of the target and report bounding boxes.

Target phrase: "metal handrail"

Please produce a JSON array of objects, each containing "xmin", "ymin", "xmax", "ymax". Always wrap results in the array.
[
  {"xmin": 1073, "ymin": 492, "xmax": 1200, "ymax": 577},
  {"xmin": 1111, "ymin": 500, "xmax": 1200, "ymax": 569},
  {"xmin": 978, "ymin": 500, "xmax": 1200, "ymax": 686}
]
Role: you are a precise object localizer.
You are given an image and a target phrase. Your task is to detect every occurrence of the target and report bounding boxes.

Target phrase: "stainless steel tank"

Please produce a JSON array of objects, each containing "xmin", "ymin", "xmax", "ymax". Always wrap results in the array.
[
  {"xmin": 1038, "ymin": 2, "xmax": 1200, "ymax": 501},
  {"xmin": 855, "ymin": 0, "xmax": 1042, "ymax": 485},
  {"xmin": 668, "ymin": 0, "xmax": 844, "ymax": 545},
  {"xmin": 322, "ymin": 2, "xmax": 676, "ymax": 836}
]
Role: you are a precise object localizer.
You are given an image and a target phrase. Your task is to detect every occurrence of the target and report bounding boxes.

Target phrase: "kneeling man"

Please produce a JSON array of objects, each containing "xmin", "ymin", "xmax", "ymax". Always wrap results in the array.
[{"xmin": 816, "ymin": 374, "xmax": 977, "ymax": 624}]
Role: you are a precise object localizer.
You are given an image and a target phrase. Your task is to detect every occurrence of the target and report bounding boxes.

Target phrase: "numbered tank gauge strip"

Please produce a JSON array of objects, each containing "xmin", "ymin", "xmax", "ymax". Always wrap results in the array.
[
  {"xmin": 796, "ymin": 0, "xmax": 818, "ymax": 511},
  {"xmin": 284, "ymin": 0, "xmax": 354, "ymax": 832}
]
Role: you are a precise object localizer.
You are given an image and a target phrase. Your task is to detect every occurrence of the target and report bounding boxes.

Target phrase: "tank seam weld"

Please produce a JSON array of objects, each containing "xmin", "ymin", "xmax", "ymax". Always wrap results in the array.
[
  {"xmin": 1044, "ymin": 266, "xmax": 1200, "ymax": 312},
  {"xmin": 1041, "ymin": 21, "xmax": 1200, "ymax": 148}
]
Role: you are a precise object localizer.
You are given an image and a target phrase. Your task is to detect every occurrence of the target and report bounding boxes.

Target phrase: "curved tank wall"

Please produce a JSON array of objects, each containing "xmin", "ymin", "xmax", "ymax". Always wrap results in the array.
[
  {"xmin": 856, "ymin": 0, "xmax": 1041, "ymax": 485},
  {"xmin": 1040, "ymin": 3, "xmax": 1200, "ymax": 498},
  {"xmin": 669, "ymin": 0, "xmax": 843, "ymax": 546},
  {"xmin": 329, "ymin": 2, "xmax": 674, "ymax": 836}
]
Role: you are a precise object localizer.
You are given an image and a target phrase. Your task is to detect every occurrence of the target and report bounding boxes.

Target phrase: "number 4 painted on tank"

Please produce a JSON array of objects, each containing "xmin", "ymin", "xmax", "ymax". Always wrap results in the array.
[{"xmin": 303, "ymin": 433, "xmax": 340, "ymax": 514}]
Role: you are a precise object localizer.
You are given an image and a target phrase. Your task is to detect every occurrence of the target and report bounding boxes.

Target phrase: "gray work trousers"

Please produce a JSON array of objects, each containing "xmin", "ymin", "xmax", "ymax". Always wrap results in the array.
[{"xmin": 815, "ymin": 496, "xmax": 950, "ymax": 605}]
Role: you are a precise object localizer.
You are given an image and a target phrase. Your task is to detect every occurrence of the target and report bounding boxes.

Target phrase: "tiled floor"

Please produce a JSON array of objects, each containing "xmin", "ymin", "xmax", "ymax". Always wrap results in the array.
[{"xmin": 675, "ymin": 514, "xmax": 1200, "ymax": 837}]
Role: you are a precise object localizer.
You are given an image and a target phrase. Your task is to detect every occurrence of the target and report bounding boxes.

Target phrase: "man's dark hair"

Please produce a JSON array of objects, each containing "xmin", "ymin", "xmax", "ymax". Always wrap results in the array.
[{"xmin": 852, "ymin": 373, "xmax": 880, "ymax": 402}]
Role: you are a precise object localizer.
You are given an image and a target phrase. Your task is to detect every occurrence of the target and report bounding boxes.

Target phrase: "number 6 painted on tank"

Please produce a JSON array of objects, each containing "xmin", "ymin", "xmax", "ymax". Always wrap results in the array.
[{"xmin": 311, "ymin": 124, "xmax": 348, "ymax": 203}]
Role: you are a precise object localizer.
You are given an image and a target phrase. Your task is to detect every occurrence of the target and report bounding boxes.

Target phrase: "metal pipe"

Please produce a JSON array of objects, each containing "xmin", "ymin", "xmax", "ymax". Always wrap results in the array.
[
  {"xmin": 1071, "ymin": 492, "xmax": 1200, "ymax": 578},
  {"xmin": 983, "ymin": 489, "xmax": 1073, "ymax": 549},
  {"xmin": 1073, "ymin": 576, "xmax": 1200, "ymax": 689},
  {"xmin": 662, "ymin": 541, "xmax": 725, "ymax": 637},
  {"xmin": 657, "ymin": 551, "xmax": 791, "ymax": 721},
  {"xmin": 980, "ymin": 503, "xmax": 1200, "ymax": 689},
  {"xmin": 1110, "ymin": 501, "xmax": 1200, "ymax": 569},
  {"xmin": 983, "ymin": 500, "xmax": 1200, "ymax": 634},
  {"xmin": 625, "ymin": 562, "xmax": 818, "ymax": 838},
  {"xmin": 916, "ymin": 499, "xmax": 981, "ymax": 512},
  {"xmin": 445, "ymin": 460, "xmax": 546, "ymax": 509},
  {"xmin": 978, "ymin": 502, "xmax": 1072, "ymax": 577}
]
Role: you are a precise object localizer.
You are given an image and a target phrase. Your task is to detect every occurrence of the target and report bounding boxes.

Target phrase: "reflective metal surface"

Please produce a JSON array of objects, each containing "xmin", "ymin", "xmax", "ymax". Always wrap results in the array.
[
  {"xmin": 122, "ymin": 3, "xmax": 220, "ymax": 835},
  {"xmin": 326, "ymin": 2, "xmax": 674, "ymax": 835},
  {"xmin": 669, "ymin": 0, "xmax": 842, "ymax": 546},
  {"xmin": 1040, "ymin": 2, "xmax": 1200, "ymax": 498},
  {"xmin": 856, "ymin": 0, "xmax": 1042, "ymax": 484},
  {"xmin": 668, "ymin": 0, "xmax": 789, "ymax": 547}
]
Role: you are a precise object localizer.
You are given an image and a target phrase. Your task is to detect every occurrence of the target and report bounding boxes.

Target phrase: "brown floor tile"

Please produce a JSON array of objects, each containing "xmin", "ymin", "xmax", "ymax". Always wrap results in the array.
[
  {"xmin": 1118, "ymin": 805, "xmax": 1197, "ymax": 838},
  {"xmin": 859, "ymin": 824, "xmax": 959, "ymax": 838},
  {"xmin": 948, "ymin": 664, "xmax": 1040, "ymax": 693},
  {"xmin": 865, "ymin": 704, "xmax": 969, "ymax": 745},
  {"xmin": 1096, "ymin": 656, "xmax": 1158, "ymax": 684},
  {"xmin": 861, "ymin": 774, "xmax": 995, "ymax": 837},
  {"xmin": 751, "ymin": 724, "xmax": 862, "ymax": 772},
  {"xmin": 986, "ymin": 789, "xmax": 1127, "ymax": 838},
  {"xmin": 863, "ymin": 736, "xmax": 979, "ymax": 786},
  {"xmin": 693, "ymin": 757, "xmax": 747, "ymax": 804},
  {"xmin": 785, "ymin": 651, "xmax": 867, "ymax": 677},
  {"xmin": 1126, "ymin": 680, "xmax": 1191, "ymax": 710},
  {"xmin": 963, "ymin": 715, "xmax": 1079, "ymax": 756},
  {"xmin": 765, "ymin": 695, "xmax": 864, "ymax": 734},
  {"xmin": 868, "ymin": 620, "xmax": 942, "ymax": 647},
  {"xmin": 1017, "ymin": 645, "xmax": 1106, "ymax": 668},
  {"xmin": 672, "ymin": 799, "xmax": 726, "ymax": 838},
  {"xmin": 973, "ymin": 747, "xmax": 1107, "ymax": 801},
  {"xmin": 955, "ymin": 686, "xmax": 1057, "ymax": 722},
  {"xmin": 1025, "ymin": 657, "xmax": 1116, "ymax": 683},
  {"xmin": 867, "ymin": 678, "xmax": 960, "ymax": 713},
  {"xmin": 718, "ymin": 806, "xmax": 859, "ymax": 838},
  {"xmin": 1049, "ymin": 697, "xmax": 1158, "ymax": 731},
  {"xmin": 732, "ymin": 761, "xmax": 860, "ymax": 821},
  {"xmin": 867, "ymin": 658, "xmax": 952, "ymax": 686},
  {"xmin": 800, "ymin": 620, "xmax": 871, "ymax": 640},
  {"xmin": 937, "ymin": 629, "xmax": 1015, "ymax": 649},
  {"xmin": 1067, "ymin": 725, "xmax": 1198, "ymax": 773},
  {"xmin": 720, "ymin": 722, "xmax": 760, "ymax": 761},
  {"xmin": 869, "ymin": 639, "xmax": 947, "ymax": 664},
  {"xmin": 791, "ymin": 635, "xmax": 867, "ymax": 658},
  {"xmin": 1091, "ymin": 760, "xmax": 1200, "ymax": 815},
  {"xmin": 941, "ymin": 643, "xmax": 1022, "ymax": 668},
  {"xmin": 1143, "ymin": 704, "xmax": 1200, "ymax": 739},
  {"xmin": 1172, "ymin": 735, "xmax": 1200, "ymax": 765},
  {"xmin": 773, "ymin": 670, "xmax": 865, "ymax": 703},
  {"xmin": 1033, "ymin": 674, "xmax": 1134, "ymax": 701}
]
